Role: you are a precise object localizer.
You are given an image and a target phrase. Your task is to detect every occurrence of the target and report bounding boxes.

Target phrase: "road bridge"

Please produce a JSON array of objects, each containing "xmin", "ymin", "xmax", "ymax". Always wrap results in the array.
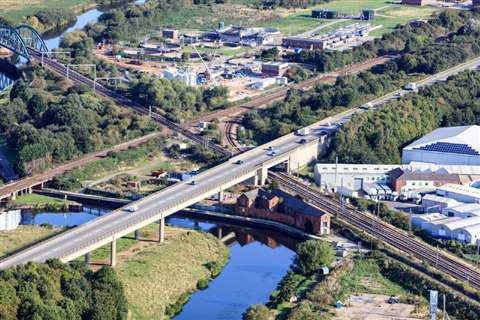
[{"xmin": 0, "ymin": 119, "xmax": 326, "ymax": 269}]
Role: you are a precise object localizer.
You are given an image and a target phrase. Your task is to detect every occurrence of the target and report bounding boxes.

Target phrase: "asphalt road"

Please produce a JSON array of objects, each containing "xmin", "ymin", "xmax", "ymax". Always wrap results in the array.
[
  {"xmin": 2, "ymin": 55, "xmax": 480, "ymax": 269},
  {"xmin": 0, "ymin": 117, "xmax": 337, "ymax": 268}
]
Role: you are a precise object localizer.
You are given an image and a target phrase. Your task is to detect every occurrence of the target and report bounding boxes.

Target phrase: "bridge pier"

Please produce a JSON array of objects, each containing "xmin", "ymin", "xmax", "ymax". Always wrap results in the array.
[
  {"xmin": 218, "ymin": 189, "xmax": 224, "ymax": 203},
  {"xmin": 85, "ymin": 252, "xmax": 91, "ymax": 264},
  {"xmin": 217, "ymin": 227, "xmax": 222, "ymax": 239},
  {"xmin": 159, "ymin": 217, "xmax": 165, "ymax": 243},
  {"xmin": 134, "ymin": 230, "xmax": 140, "ymax": 240},
  {"xmin": 256, "ymin": 166, "xmax": 268, "ymax": 186},
  {"xmin": 110, "ymin": 239, "xmax": 117, "ymax": 267}
]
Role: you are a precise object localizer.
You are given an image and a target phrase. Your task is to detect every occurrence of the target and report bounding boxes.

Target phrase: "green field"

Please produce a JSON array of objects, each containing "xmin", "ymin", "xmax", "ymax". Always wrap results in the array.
[
  {"xmin": 0, "ymin": 225, "xmax": 63, "ymax": 258},
  {"xmin": 259, "ymin": 12, "xmax": 330, "ymax": 35},
  {"xmin": 115, "ymin": 228, "xmax": 229, "ymax": 320},
  {"xmin": 260, "ymin": 0, "xmax": 442, "ymax": 38},
  {"xmin": 12, "ymin": 193, "xmax": 64, "ymax": 206},
  {"xmin": 0, "ymin": 0, "xmax": 94, "ymax": 24}
]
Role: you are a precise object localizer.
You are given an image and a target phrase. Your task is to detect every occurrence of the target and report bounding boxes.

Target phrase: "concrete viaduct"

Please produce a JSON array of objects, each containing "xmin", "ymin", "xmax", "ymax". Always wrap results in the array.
[{"xmin": 0, "ymin": 119, "xmax": 331, "ymax": 269}]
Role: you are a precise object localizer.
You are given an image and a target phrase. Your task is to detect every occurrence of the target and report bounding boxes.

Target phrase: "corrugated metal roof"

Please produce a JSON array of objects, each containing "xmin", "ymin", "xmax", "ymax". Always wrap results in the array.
[{"xmin": 404, "ymin": 125, "xmax": 480, "ymax": 154}]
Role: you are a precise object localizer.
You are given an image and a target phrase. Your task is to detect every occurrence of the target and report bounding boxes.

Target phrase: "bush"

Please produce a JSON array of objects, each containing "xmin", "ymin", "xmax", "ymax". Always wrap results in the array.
[
  {"xmin": 293, "ymin": 240, "xmax": 335, "ymax": 275},
  {"xmin": 197, "ymin": 278, "xmax": 209, "ymax": 290},
  {"xmin": 165, "ymin": 291, "xmax": 191, "ymax": 318},
  {"xmin": 242, "ymin": 304, "xmax": 274, "ymax": 320}
]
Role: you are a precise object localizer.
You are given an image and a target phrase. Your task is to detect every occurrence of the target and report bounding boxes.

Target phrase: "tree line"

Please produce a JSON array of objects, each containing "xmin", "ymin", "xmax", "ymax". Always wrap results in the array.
[
  {"xmin": 1, "ymin": 66, "xmax": 155, "ymax": 177},
  {"xmin": 240, "ymin": 10, "xmax": 480, "ymax": 145},
  {"xmin": 329, "ymin": 70, "xmax": 480, "ymax": 164},
  {"xmin": 0, "ymin": 260, "xmax": 127, "ymax": 320}
]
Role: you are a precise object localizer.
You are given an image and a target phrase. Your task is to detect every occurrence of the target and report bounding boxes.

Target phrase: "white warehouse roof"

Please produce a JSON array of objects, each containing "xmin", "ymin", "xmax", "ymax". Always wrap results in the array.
[
  {"xmin": 404, "ymin": 126, "xmax": 480, "ymax": 156},
  {"xmin": 447, "ymin": 203, "xmax": 480, "ymax": 217},
  {"xmin": 437, "ymin": 183, "xmax": 480, "ymax": 200}
]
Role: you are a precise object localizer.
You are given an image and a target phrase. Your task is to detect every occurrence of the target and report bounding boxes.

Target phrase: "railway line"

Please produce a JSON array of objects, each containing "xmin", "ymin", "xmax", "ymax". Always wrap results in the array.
[
  {"xmin": 270, "ymin": 172, "xmax": 480, "ymax": 290},
  {"xmin": 28, "ymin": 49, "xmax": 230, "ymax": 156},
  {"xmin": 224, "ymin": 120, "xmax": 243, "ymax": 154}
]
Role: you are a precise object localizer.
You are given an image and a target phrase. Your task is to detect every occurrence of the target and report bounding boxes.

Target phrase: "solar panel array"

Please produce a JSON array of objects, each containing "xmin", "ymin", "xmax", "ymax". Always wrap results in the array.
[{"xmin": 415, "ymin": 142, "xmax": 480, "ymax": 156}]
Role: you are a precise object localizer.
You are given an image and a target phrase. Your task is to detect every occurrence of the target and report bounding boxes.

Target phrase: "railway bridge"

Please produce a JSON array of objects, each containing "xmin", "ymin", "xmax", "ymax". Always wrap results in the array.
[{"xmin": 0, "ymin": 24, "xmax": 49, "ymax": 62}]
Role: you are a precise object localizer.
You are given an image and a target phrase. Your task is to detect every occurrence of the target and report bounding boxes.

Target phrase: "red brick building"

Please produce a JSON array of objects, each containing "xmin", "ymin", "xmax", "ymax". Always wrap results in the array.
[{"xmin": 235, "ymin": 189, "xmax": 331, "ymax": 235}]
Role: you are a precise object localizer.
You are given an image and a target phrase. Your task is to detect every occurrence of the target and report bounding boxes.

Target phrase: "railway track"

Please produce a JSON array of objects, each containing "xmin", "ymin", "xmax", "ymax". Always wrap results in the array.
[
  {"xmin": 224, "ymin": 120, "xmax": 243, "ymax": 154},
  {"xmin": 270, "ymin": 172, "xmax": 480, "ymax": 290},
  {"xmin": 28, "ymin": 49, "xmax": 230, "ymax": 156}
]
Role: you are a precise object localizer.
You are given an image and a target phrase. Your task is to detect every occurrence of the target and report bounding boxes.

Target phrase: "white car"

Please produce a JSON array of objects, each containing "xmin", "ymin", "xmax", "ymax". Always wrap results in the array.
[
  {"xmin": 125, "ymin": 205, "xmax": 139, "ymax": 212},
  {"xmin": 267, "ymin": 151, "xmax": 277, "ymax": 156}
]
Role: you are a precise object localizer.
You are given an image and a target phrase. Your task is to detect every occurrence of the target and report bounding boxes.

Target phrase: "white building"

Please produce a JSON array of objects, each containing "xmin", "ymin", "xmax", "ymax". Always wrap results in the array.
[
  {"xmin": 453, "ymin": 224, "xmax": 480, "ymax": 244},
  {"xmin": 402, "ymin": 126, "xmax": 480, "ymax": 165},
  {"xmin": 0, "ymin": 210, "xmax": 21, "ymax": 231},
  {"xmin": 314, "ymin": 163, "xmax": 399, "ymax": 191},
  {"xmin": 436, "ymin": 183, "xmax": 480, "ymax": 204},
  {"xmin": 444, "ymin": 203, "xmax": 480, "ymax": 218},
  {"xmin": 421, "ymin": 194, "xmax": 460, "ymax": 212}
]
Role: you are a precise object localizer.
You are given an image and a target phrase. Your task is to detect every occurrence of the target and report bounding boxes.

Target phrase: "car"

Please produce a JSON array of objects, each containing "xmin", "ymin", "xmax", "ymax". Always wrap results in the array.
[
  {"xmin": 189, "ymin": 180, "xmax": 197, "ymax": 185},
  {"xmin": 298, "ymin": 138, "xmax": 307, "ymax": 144},
  {"xmin": 267, "ymin": 151, "xmax": 276, "ymax": 156},
  {"xmin": 267, "ymin": 146, "xmax": 274, "ymax": 151},
  {"xmin": 234, "ymin": 159, "xmax": 244, "ymax": 165},
  {"xmin": 387, "ymin": 296, "xmax": 400, "ymax": 304},
  {"xmin": 125, "ymin": 205, "xmax": 139, "ymax": 212}
]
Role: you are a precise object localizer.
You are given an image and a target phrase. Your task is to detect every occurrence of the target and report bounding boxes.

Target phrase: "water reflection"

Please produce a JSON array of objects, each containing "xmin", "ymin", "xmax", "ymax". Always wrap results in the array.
[{"xmin": 20, "ymin": 210, "xmax": 297, "ymax": 320}]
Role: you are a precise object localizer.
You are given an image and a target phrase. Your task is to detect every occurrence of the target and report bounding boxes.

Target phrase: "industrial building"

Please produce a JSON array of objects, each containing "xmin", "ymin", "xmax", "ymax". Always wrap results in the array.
[
  {"xmin": 162, "ymin": 29, "xmax": 179, "ymax": 41},
  {"xmin": 314, "ymin": 162, "xmax": 480, "ymax": 200},
  {"xmin": 261, "ymin": 62, "xmax": 289, "ymax": 77},
  {"xmin": 235, "ymin": 188, "xmax": 331, "ymax": 235},
  {"xmin": 402, "ymin": 126, "xmax": 480, "ymax": 166},
  {"xmin": 217, "ymin": 26, "xmax": 279, "ymax": 47},
  {"xmin": 283, "ymin": 23, "xmax": 374, "ymax": 51},
  {"xmin": 412, "ymin": 213, "xmax": 480, "ymax": 244},
  {"xmin": 0, "ymin": 210, "xmax": 21, "ymax": 230},
  {"xmin": 436, "ymin": 183, "xmax": 480, "ymax": 204}
]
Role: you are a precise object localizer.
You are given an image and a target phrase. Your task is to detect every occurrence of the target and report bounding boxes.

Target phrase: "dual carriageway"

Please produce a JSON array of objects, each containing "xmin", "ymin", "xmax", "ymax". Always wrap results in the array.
[{"xmin": 2, "ymin": 46, "xmax": 480, "ymax": 291}]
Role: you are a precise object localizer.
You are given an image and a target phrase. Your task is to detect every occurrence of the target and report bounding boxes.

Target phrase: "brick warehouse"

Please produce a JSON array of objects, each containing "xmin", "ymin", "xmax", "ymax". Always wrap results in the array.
[{"xmin": 235, "ymin": 188, "xmax": 330, "ymax": 235}]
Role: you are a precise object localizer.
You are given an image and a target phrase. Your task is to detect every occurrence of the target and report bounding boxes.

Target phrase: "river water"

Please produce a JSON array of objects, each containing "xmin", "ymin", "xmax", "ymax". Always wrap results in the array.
[
  {"xmin": 0, "ymin": 0, "xmax": 146, "ymax": 91},
  {"xmin": 6, "ymin": 2, "xmax": 295, "ymax": 317},
  {"xmin": 21, "ymin": 211, "xmax": 297, "ymax": 320}
]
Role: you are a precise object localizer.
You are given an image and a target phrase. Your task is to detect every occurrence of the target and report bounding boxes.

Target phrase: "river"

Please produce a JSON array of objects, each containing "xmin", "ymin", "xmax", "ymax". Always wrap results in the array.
[
  {"xmin": 21, "ymin": 210, "xmax": 297, "ymax": 320},
  {"xmin": 0, "ymin": 0, "xmax": 146, "ymax": 91}
]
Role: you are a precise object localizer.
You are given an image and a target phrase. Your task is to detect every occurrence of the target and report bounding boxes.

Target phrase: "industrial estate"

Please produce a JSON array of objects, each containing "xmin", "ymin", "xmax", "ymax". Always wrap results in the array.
[{"xmin": 1, "ymin": 0, "xmax": 480, "ymax": 319}]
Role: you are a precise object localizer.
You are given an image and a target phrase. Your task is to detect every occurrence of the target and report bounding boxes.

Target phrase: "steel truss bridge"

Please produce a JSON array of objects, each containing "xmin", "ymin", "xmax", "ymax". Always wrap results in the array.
[{"xmin": 0, "ymin": 24, "xmax": 48, "ymax": 62}]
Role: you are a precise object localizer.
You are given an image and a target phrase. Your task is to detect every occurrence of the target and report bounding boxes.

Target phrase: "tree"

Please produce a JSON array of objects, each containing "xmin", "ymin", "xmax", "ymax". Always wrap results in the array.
[
  {"xmin": 242, "ymin": 304, "xmax": 274, "ymax": 320},
  {"xmin": 293, "ymin": 240, "xmax": 335, "ymax": 275},
  {"xmin": 286, "ymin": 301, "xmax": 322, "ymax": 320}
]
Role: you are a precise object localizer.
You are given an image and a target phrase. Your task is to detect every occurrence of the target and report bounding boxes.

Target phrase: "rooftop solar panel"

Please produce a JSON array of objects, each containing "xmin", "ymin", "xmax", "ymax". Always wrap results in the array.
[{"xmin": 415, "ymin": 142, "xmax": 480, "ymax": 156}]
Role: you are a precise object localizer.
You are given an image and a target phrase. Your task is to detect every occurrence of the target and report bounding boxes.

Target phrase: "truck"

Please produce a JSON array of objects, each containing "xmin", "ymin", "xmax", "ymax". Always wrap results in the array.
[
  {"xmin": 296, "ymin": 128, "xmax": 310, "ymax": 136},
  {"xmin": 404, "ymin": 82, "xmax": 417, "ymax": 91}
]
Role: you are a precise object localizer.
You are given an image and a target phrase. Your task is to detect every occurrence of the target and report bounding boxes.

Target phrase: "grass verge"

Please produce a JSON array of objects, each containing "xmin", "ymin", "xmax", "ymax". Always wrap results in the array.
[
  {"xmin": 0, "ymin": 225, "xmax": 63, "ymax": 258},
  {"xmin": 88, "ymin": 225, "xmax": 229, "ymax": 319}
]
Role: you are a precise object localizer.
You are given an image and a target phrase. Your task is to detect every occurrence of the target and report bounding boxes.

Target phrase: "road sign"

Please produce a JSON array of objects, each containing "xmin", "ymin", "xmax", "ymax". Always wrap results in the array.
[{"xmin": 430, "ymin": 290, "xmax": 438, "ymax": 320}]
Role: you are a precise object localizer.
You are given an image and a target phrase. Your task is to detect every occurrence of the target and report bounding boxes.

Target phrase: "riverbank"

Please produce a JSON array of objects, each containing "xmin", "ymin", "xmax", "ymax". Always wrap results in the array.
[
  {"xmin": 0, "ymin": 225, "xmax": 64, "ymax": 259},
  {"xmin": 85, "ymin": 224, "xmax": 229, "ymax": 320},
  {"xmin": 0, "ymin": 0, "xmax": 95, "ymax": 25}
]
